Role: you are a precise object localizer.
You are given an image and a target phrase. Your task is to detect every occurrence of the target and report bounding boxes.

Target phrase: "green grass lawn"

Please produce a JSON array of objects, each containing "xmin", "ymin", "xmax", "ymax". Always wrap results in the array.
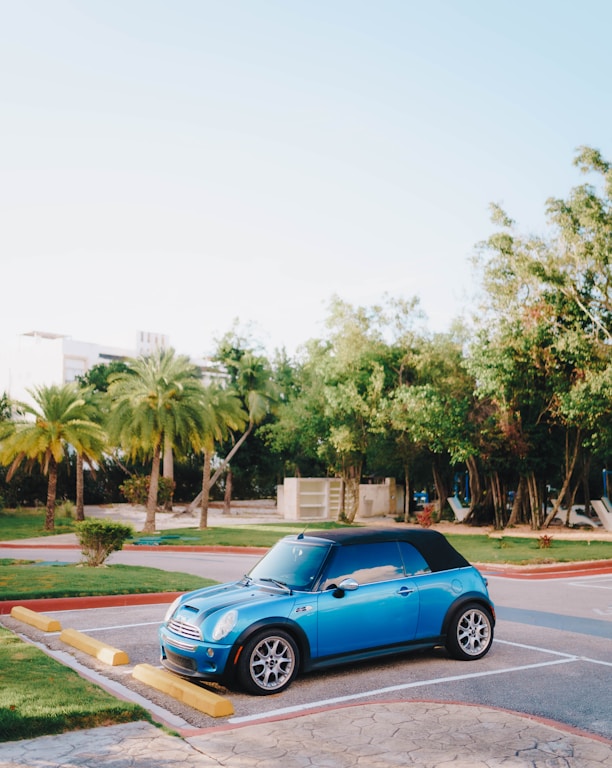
[
  {"xmin": 445, "ymin": 533, "xmax": 612, "ymax": 566},
  {"xmin": 0, "ymin": 561, "xmax": 215, "ymax": 601},
  {"xmin": 129, "ymin": 520, "xmax": 350, "ymax": 548},
  {"xmin": 0, "ymin": 626, "xmax": 153, "ymax": 742},
  {"xmin": 0, "ymin": 508, "xmax": 77, "ymax": 540}
]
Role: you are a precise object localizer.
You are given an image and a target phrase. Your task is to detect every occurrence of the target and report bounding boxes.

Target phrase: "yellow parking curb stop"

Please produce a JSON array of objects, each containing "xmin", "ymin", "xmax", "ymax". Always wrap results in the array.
[
  {"xmin": 10, "ymin": 606, "xmax": 62, "ymax": 632},
  {"xmin": 60, "ymin": 628, "xmax": 129, "ymax": 666},
  {"xmin": 132, "ymin": 663, "xmax": 234, "ymax": 717}
]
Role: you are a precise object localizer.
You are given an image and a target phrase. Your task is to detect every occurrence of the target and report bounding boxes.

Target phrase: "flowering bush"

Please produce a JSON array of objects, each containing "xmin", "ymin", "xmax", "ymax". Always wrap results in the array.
[
  {"xmin": 120, "ymin": 475, "xmax": 175, "ymax": 507},
  {"xmin": 416, "ymin": 504, "xmax": 434, "ymax": 528}
]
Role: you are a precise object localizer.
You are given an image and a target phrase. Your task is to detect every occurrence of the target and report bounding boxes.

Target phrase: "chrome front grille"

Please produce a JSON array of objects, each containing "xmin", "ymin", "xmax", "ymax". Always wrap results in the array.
[
  {"xmin": 165, "ymin": 649, "xmax": 197, "ymax": 672},
  {"xmin": 168, "ymin": 617, "xmax": 202, "ymax": 640}
]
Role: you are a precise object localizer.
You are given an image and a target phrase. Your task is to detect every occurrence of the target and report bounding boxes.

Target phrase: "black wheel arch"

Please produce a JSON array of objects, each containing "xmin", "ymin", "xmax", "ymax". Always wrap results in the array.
[
  {"xmin": 441, "ymin": 594, "xmax": 496, "ymax": 638},
  {"xmin": 229, "ymin": 618, "xmax": 312, "ymax": 674}
]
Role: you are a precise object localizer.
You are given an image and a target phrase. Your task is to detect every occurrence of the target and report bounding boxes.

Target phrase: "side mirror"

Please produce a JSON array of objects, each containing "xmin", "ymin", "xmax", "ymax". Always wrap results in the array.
[{"xmin": 333, "ymin": 578, "xmax": 359, "ymax": 598}]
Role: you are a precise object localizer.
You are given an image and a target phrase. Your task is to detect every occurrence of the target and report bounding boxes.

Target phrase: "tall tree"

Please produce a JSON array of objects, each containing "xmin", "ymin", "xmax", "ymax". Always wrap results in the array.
[
  {"xmin": 0, "ymin": 384, "xmax": 106, "ymax": 530},
  {"xmin": 185, "ymin": 333, "xmax": 279, "ymax": 518},
  {"xmin": 473, "ymin": 147, "xmax": 612, "ymax": 527},
  {"xmin": 76, "ymin": 361, "xmax": 129, "ymax": 519},
  {"xmin": 106, "ymin": 349, "xmax": 207, "ymax": 533}
]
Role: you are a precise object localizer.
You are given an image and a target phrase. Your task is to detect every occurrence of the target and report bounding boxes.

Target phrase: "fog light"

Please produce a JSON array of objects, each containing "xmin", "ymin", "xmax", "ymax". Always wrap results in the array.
[{"xmin": 207, "ymin": 648, "xmax": 215, "ymax": 658}]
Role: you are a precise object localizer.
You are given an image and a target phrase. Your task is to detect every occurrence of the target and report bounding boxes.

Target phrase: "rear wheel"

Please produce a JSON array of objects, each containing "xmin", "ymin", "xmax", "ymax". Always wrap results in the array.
[
  {"xmin": 236, "ymin": 629, "xmax": 299, "ymax": 695},
  {"xmin": 446, "ymin": 603, "xmax": 493, "ymax": 660}
]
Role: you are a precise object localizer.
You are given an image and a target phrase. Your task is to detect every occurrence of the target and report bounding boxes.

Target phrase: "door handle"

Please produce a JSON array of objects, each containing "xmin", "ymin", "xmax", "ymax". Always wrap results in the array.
[{"xmin": 398, "ymin": 586, "xmax": 416, "ymax": 596}]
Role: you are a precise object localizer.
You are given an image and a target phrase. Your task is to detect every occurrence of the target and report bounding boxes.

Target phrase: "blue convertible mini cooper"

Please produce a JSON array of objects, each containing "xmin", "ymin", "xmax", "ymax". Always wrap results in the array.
[{"xmin": 159, "ymin": 528, "xmax": 495, "ymax": 695}]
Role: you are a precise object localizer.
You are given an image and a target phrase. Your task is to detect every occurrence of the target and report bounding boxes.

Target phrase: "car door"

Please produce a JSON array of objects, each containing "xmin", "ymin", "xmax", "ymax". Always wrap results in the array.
[{"xmin": 315, "ymin": 541, "xmax": 420, "ymax": 658}]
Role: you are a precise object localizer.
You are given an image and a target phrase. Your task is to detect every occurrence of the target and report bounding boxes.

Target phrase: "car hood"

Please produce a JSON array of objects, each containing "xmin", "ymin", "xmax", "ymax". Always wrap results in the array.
[{"xmin": 172, "ymin": 581, "xmax": 294, "ymax": 625}]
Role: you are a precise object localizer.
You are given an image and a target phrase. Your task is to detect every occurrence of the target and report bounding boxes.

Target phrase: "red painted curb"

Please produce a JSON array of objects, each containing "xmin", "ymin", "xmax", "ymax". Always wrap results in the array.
[
  {"xmin": 477, "ymin": 559, "xmax": 612, "ymax": 578},
  {"xmin": 0, "ymin": 592, "xmax": 181, "ymax": 615},
  {"xmin": 0, "ymin": 542, "xmax": 268, "ymax": 554}
]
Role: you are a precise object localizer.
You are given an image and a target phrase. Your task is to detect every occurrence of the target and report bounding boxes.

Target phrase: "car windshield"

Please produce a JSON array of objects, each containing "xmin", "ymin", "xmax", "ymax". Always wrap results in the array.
[{"xmin": 248, "ymin": 539, "xmax": 331, "ymax": 592}]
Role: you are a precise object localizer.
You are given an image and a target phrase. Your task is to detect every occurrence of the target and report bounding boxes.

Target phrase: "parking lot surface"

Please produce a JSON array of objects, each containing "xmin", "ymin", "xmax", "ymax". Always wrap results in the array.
[{"xmin": 1, "ymin": 520, "xmax": 611, "ymax": 766}]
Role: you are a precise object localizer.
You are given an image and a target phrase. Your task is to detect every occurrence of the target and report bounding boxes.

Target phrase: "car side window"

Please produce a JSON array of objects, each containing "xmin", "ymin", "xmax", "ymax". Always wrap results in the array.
[
  {"xmin": 321, "ymin": 542, "xmax": 404, "ymax": 589},
  {"xmin": 398, "ymin": 542, "xmax": 432, "ymax": 576}
]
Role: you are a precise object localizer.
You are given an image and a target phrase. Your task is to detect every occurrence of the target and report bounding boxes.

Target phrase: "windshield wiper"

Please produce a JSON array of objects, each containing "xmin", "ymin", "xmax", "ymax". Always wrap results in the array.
[{"xmin": 260, "ymin": 577, "xmax": 292, "ymax": 594}]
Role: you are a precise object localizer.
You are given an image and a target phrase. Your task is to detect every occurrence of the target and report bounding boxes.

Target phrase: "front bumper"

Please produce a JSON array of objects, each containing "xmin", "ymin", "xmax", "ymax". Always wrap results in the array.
[{"xmin": 159, "ymin": 626, "xmax": 234, "ymax": 683}]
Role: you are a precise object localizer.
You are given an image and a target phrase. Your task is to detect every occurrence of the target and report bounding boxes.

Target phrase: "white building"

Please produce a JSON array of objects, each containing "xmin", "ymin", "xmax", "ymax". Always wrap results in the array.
[{"xmin": 0, "ymin": 330, "xmax": 226, "ymax": 406}]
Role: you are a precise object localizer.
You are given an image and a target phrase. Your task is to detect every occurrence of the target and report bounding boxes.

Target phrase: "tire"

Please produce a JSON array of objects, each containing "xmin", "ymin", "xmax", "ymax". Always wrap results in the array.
[
  {"xmin": 236, "ymin": 629, "xmax": 300, "ymax": 695},
  {"xmin": 446, "ymin": 602, "xmax": 494, "ymax": 660}
]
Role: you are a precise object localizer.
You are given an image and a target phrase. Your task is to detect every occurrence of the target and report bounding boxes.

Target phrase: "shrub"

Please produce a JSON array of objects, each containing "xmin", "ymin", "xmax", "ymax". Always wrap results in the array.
[
  {"xmin": 119, "ymin": 475, "xmax": 175, "ymax": 507},
  {"xmin": 416, "ymin": 504, "xmax": 434, "ymax": 528},
  {"xmin": 56, "ymin": 499, "xmax": 74, "ymax": 519},
  {"xmin": 76, "ymin": 519, "xmax": 134, "ymax": 567}
]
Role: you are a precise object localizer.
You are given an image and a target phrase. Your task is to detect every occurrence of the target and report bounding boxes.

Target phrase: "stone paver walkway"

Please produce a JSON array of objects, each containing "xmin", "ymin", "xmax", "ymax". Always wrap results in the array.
[{"xmin": 1, "ymin": 701, "xmax": 611, "ymax": 768}]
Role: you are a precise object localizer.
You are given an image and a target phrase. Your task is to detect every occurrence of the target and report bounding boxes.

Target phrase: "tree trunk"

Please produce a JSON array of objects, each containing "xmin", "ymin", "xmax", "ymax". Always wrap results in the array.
[
  {"xmin": 582, "ymin": 454, "xmax": 592, "ymax": 517},
  {"xmin": 199, "ymin": 450, "xmax": 212, "ymax": 529},
  {"xmin": 162, "ymin": 435, "xmax": 174, "ymax": 511},
  {"xmin": 336, "ymin": 478, "xmax": 346, "ymax": 522},
  {"xmin": 143, "ymin": 445, "xmax": 161, "ymax": 533},
  {"xmin": 404, "ymin": 467, "xmax": 411, "ymax": 523},
  {"xmin": 543, "ymin": 429, "xmax": 581, "ymax": 528},
  {"xmin": 76, "ymin": 452, "xmax": 85, "ymax": 521},
  {"xmin": 526, "ymin": 471, "xmax": 541, "ymax": 529},
  {"xmin": 507, "ymin": 476, "xmax": 526, "ymax": 527},
  {"xmin": 342, "ymin": 463, "xmax": 362, "ymax": 523},
  {"xmin": 490, "ymin": 471, "xmax": 505, "ymax": 530},
  {"xmin": 224, "ymin": 467, "xmax": 233, "ymax": 515},
  {"xmin": 44, "ymin": 456, "xmax": 58, "ymax": 531},
  {"xmin": 431, "ymin": 461, "xmax": 448, "ymax": 523},
  {"xmin": 186, "ymin": 423, "xmax": 254, "ymax": 514},
  {"xmin": 464, "ymin": 455, "xmax": 481, "ymax": 523}
]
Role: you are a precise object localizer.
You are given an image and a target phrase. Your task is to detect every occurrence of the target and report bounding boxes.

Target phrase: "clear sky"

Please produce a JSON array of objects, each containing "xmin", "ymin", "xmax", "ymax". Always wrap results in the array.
[{"xmin": 2, "ymin": 0, "xmax": 611, "ymax": 358}]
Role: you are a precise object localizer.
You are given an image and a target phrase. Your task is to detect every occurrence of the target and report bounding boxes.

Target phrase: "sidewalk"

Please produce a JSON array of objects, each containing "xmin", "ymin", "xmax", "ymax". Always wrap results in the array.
[{"xmin": 1, "ymin": 700, "xmax": 611, "ymax": 767}]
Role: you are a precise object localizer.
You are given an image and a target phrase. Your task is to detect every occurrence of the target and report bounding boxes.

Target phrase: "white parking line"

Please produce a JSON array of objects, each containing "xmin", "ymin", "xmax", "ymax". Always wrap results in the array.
[
  {"xmin": 73, "ymin": 622, "xmax": 160, "ymax": 633},
  {"xmin": 570, "ymin": 577, "xmax": 612, "ymax": 590},
  {"xmin": 495, "ymin": 638, "xmax": 612, "ymax": 666},
  {"xmin": 228, "ymin": 656, "xmax": 579, "ymax": 724},
  {"xmin": 493, "ymin": 638, "xmax": 577, "ymax": 657}
]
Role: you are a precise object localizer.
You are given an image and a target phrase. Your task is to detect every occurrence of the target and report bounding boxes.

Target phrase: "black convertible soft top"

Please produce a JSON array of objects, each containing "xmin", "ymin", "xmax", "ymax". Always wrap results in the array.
[{"xmin": 293, "ymin": 528, "xmax": 470, "ymax": 573}]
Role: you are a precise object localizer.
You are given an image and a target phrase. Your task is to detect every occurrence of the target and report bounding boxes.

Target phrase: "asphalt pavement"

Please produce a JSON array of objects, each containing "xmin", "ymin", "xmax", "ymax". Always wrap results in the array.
[{"xmin": 1, "ymin": 505, "xmax": 611, "ymax": 767}]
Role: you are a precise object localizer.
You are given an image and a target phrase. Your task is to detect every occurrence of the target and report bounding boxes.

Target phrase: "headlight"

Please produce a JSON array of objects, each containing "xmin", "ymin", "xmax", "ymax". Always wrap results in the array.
[
  {"xmin": 164, "ymin": 596, "xmax": 182, "ymax": 623},
  {"xmin": 211, "ymin": 609, "xmax": 238, "ymax": 641}
]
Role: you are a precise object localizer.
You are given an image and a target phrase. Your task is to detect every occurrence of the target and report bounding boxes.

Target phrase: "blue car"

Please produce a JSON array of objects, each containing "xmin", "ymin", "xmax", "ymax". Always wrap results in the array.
[{"xmin": 159, "ymin": 528, "xmax": 495, "ymax": 695}]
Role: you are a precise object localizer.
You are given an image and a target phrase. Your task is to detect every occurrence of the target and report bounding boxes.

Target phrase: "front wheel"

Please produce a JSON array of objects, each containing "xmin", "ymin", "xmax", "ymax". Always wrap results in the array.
[
  {"xmin": 446, "ymin": 603, "xmax": 494, "ymax": 660},
  {"xmin": 236, "ymin": 629, "xmax": 299, "ymax": 695}
]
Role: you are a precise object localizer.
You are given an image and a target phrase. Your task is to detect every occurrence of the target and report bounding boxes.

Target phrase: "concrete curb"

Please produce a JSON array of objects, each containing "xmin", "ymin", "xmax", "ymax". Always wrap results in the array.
[
  {"xmin": 133, "ymin": 663, "xmax": 234, "ymax": 718},
  {"xmin": 60, "ymin": 627, "xmax": 130, "ymax": 665},
  {"xmin": 10, "ymin": 605, "xmax": 62, "ymax": 631}
]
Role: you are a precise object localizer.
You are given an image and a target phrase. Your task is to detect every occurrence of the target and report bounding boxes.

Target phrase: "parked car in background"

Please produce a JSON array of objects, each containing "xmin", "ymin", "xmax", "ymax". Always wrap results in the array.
[{"xmin": 160, "ymin": 528, "xmax": 495, "ymax": 695}]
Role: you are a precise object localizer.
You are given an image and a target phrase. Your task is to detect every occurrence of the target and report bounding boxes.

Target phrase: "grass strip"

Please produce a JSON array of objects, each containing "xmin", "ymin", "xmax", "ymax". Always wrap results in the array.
[
  {"xmin": 1, "ymin": 509, "xmax": 611, "ymax": 568},
  {"xmin": 128, "ymin": 520, "xmax": 349, "ymax": 548},
  {"xmin": 0, "ymin": 562, "xmax": 215, "ymax": 601},
  {"xmin": 0, "ymin": 510, "xmax": 76, "ymax": 540},
  {"xmin": 0, "ymin": 627, "xmax": 152, "ymax": 742},
  {"xmin": 446, "ymin": 533, "xmax": 612, "ymax": 565}
]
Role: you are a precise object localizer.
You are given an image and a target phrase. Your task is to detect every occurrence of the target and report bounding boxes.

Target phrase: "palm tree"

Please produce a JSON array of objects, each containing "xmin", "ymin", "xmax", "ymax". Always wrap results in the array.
[
  {"xmin": 185, "ymin": 352, "xmax": 278, "ymax": 523},
  {"xmin": 106, "ymin": 348, "xmax": 207, "ymax": 533},
  {"xmin": 197, "ymin": 385, "xmax": 247, "ymax": 528},
  {"xmin": 0, "ymin": 384, "xmax": 106, "ymax": 531},
  {"xmin": 75, "ymin": 362, "xmax": 129, "ymax": 521}
]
